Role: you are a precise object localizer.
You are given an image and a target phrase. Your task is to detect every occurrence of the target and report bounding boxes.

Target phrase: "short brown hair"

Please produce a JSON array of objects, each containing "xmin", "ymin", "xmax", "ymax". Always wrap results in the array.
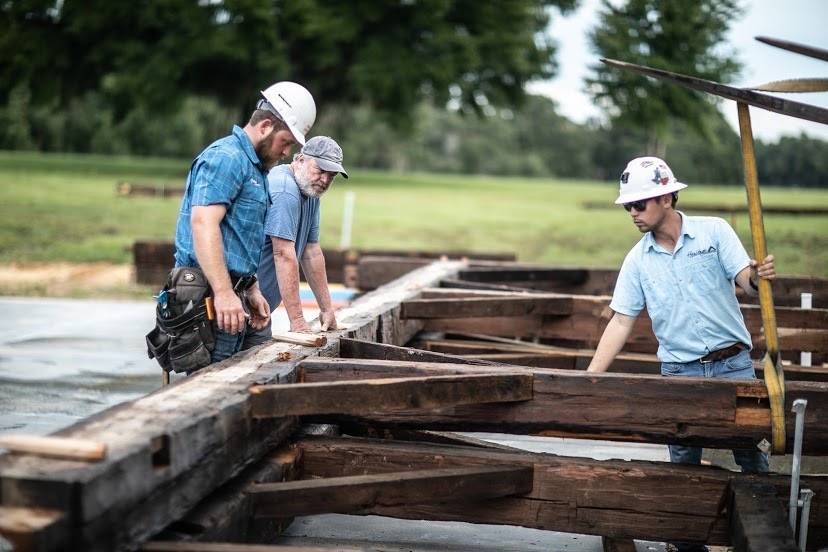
[{"xmin": 249, "ymin": 109, "xmax": 289, "ymax": 131}]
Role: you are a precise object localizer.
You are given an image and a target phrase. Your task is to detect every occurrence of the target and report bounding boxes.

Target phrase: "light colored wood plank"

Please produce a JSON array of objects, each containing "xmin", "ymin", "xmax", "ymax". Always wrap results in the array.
[
  {"xmin": 271, "ymin": 332, "xmax": 327, "ymax": 347},
  {"xmin": 0, "ymin": 435, "xmax": 106, "ymax": 461}
]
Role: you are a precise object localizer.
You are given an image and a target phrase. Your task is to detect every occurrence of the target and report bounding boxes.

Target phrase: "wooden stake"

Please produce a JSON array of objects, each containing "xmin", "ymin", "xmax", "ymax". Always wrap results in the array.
[{"xmin": 272, "ymin": 332, "xmax": 327, "ymax": 347}]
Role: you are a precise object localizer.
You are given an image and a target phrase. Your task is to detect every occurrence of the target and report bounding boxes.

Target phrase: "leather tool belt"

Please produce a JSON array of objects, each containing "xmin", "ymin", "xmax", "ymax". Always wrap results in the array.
[
  {"xmin": 146, "ymin": 267, "xmax": 216, "ymax": 374},
  {"xmin": 699, "ymin": 342, "xmax": 748, "ymax": 364}
]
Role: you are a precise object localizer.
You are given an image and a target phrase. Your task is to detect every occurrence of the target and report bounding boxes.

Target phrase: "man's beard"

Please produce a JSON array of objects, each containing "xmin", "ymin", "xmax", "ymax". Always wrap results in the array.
[
  {"xmin": 255, "ymin": 132, "xmax": 281, "ymax": 170},
  {"xmin": 294, "ymin": 163, "xmax": 326, "ymax": 198}
]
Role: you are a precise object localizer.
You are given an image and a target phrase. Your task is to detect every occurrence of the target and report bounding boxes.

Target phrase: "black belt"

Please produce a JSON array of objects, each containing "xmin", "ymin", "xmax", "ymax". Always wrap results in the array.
[
  {"xmin": 700, "ymin": 343, "xmax": 748, "ymax": 364},
  {"xmin": 230, "ymin": 273, "xmax": 257, "ymax": 292}
]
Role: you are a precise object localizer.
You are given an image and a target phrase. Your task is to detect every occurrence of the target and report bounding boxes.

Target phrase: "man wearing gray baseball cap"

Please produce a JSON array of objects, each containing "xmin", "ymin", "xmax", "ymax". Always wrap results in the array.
[{"xmin": 243, "ymin": 136, "xmax": 348, "ymax": 348}]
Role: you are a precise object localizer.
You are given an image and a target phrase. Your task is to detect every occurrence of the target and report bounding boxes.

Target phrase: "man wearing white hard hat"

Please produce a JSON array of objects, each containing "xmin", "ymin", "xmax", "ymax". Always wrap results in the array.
[
  {"xmin": 587, "ymin": 158, "xmax": 775, "ymax": 482},
  {"xmin": 242, "ymin": 136, "xmax": 348, "ymax": 349},
  {"xmin": 170, "ymin": 82, "xmax": 317, "ymax": 368}
]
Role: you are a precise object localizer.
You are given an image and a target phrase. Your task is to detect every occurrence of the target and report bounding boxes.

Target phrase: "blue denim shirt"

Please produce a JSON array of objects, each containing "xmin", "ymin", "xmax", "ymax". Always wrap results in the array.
[
  {"xmin": 255, "ymin": 165, "xmax": 321, "ymax": 311},
  {"xmin": 610, "ymin": 212, "xmax": 753, "ymax": 363},
  {"xmin": 174, "ymin": 125, "xmax": 270, "ymax": 276}
]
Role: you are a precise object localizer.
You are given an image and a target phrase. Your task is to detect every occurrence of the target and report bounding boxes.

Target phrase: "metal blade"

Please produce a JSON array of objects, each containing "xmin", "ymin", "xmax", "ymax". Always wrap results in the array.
[
  {"xmin": 751, "ymin": 78, "xmax": 828, "ymax": 93},
  {"xmin": 755, "ymin": 36, "xmax": 828, "ymax": 62},
  {"xmin": 601, "ymin": 58, "xmax": 828, "ymax": 125}
]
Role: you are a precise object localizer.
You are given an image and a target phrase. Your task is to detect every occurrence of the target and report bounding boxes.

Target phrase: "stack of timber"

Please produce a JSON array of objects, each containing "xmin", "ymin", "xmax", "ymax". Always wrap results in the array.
[
  {"xmin": 2, "ymin": 259, "xmax": 827, "ymax": 551},
  {"xmin": 131, "ymin": 240, "xmax": 515, "ymax": 287}
]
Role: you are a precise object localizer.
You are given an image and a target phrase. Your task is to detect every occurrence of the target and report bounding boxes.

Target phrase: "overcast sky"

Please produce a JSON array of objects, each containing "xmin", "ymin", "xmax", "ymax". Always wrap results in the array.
[{"xmin": 527, "ymin": 0, "xmax": 828, "ymax": 141}]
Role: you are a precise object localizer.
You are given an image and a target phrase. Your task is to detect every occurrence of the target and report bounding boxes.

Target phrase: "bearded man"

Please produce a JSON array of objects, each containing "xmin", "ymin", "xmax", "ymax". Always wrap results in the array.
[
  {"xmin": 172, "ymin": 82, "xmax": 316, "ymax": 366},
  {"xmin": 242, "ymin": 136, "xmax": 349, "ymax": 348}
]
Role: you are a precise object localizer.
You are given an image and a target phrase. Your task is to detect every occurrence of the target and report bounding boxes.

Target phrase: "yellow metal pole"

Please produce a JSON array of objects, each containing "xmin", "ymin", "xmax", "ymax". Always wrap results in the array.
[
  {"xmin": 736, "ymin": 102, "xmax": 786, "ymax": 454},
  {"xmin": 162, "ymin": 370, "xmax": 170, "ymax": 387}
]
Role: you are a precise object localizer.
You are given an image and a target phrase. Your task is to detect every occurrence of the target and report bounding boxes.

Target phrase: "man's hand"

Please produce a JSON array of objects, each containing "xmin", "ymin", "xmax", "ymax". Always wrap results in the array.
[
  {"xmin": 319, "ymin": 309, "xmax": 338, "ymax": 332},
  {"xmin": 246, "ymin": 288, "xmax": 271, "ymax": 330},
  {"xmin": 289, "ymin": 315, "xmax": 313, "ymax": 333},
  {"xmin": 751, "ymin": 254, "xmax": 776, "ymax": 283},
  {"xmin": 213, "ymin": 288, "xmax": 248, "ymax": 335}
]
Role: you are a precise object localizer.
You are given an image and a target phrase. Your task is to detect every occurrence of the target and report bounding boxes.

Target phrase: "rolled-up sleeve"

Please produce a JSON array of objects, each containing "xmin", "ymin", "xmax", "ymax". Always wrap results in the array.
[{"xmin": 715, "ymin": 218, "xmax": 750, "ymax": 280}]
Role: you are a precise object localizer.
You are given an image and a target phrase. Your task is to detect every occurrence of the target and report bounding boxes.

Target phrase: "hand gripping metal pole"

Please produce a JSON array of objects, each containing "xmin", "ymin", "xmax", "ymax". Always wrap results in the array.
[
  {"xmin": 737, "ymin": 102, "xmax": 786, "ymax": 454},
  {"xmin": 789, "ymin": 399, "xmax": 808, "ymax": 531}
]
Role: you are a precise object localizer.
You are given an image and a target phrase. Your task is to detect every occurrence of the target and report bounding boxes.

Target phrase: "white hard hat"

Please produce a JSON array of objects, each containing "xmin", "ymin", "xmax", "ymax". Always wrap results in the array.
[
  {"xmin": 615, "ymin": 156, "xmax": 687, "ymax": 204},
  {"xmin": 260, "ymin": 81, "xmax": 316, "ymax": 146}
]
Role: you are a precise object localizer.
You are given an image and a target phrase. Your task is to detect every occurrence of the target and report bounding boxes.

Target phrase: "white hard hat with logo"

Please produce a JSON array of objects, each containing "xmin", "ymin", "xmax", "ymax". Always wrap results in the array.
[
  {"xmin": 615, "ymin": 156, "xmax": 688, "ymax": 204},
  {"xmin": 260, "ymin": 81, "xmax": 316, "ymax": 146}
]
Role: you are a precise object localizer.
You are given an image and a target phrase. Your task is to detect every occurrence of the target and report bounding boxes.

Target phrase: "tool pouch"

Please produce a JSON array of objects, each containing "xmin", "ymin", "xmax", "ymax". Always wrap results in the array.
[{"xmin": 146, "ymin": 267, "xmax": 215, "ymax": 374}]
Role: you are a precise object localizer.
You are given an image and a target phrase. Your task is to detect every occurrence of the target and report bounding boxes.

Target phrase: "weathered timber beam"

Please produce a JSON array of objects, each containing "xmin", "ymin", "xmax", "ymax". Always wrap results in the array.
[
  {"xmin": 145, "ymin": 542, "xmax": 369, "ymax": 551},
  {"xmin": 151, "ymin": 448, "xmax": 301, "ymax": 545},
  {"xmin": 337, "ymin": 337, "xmax": 495, "ymax": 365},
  {"xmin": 296, "ymin": 358, "xmax": 828, "ymax": 454},
  {"xmin": 0, "ymin": 506, "xmax": 66, "ymax": 552},
  {"xmin": 729, "ymin": 480, "xmax": 798, "ymax": 552},
  {"xmin": 755, "ymin": 35, "xmax": 828, "ymax": 62},
  {"xmin": 248, "ymin": 466, "xmax": 532, "ymax": 518},
  {"xmin": 297, "ymin": 436, "xmax": 828, "ymax": 548},
  {"xmin": 400, "ymin": 296, "xmax": 573, "ymax": 318},
  {"xmin": 440, "ymin": 277, "xmax": 544, "ymax": 293},
  {"xmin": 420, "ymin": 293, "xmax": 828, "ymax": 354},
  {"xmin": 0, "ymin": 260, "xmax": 466, "ymax": 551},
  {"xmin": 250, "ymin": 373, "xmax": 533, "ymax": 418}
]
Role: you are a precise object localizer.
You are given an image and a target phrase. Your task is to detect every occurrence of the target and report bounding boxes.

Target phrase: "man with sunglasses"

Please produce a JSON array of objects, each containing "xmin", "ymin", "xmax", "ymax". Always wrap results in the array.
[
  {"xmin": 586, "ymin": 157, "xmax": 775, "ymax": 482},
  {"xmin": 173, "ymin": 81, "xmax": 316, "ymax": 366}
]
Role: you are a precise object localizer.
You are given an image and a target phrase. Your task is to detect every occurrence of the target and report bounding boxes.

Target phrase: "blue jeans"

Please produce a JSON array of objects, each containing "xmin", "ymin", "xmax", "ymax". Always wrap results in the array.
[
  {"xmin": 210, "ymin": 325, "xmax": 248, "ymax": 364},
  {"xmin": 661, "ymin": 348, "xmax": 769, "ymax": 474}
]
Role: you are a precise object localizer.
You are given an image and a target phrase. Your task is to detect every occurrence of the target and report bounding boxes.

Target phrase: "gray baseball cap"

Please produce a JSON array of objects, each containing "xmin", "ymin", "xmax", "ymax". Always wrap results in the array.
[{"xmin": 301, "ymin": 136, "xmax": 348, "ymax": 179}]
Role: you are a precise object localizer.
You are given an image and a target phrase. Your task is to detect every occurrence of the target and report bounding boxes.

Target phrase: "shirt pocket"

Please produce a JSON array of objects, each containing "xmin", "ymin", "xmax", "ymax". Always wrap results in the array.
[
  {"xmin": 642, "ymin": 272, "xmax": 675, "ymax": 318},
  {"xmin": 688, "ymin": 256, "xmax": 721, "ymax": 292}
]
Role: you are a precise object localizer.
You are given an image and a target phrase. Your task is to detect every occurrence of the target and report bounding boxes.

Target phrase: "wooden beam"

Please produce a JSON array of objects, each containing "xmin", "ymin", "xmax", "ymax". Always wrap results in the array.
[
  {"xmin": 250, "ymin": 373, "xmax": 533, "ymax": 418},
  {"xmin": 0, "ymin": 435, "xmax": 106, "ymax": 462},
  {"xmin": 729, "ymin": 480, "xmax": 798, "ymax": 552},
  {"xmin": 272, "ymin": 332, "xmax": 327, "ymax": 347},
  {"xmin": 248, "ymin": 466, "xmax": 532, "ymax": 518},
  {"xmin": 420, "ymin": 293, "xmax": 828, "ymax": 355},
  {"xmin": 0, "ymin": 506, "xmax": 66, "ymax": 552},
  {"xmin": 401, "ymin": 296, "xmax": 572, "ymax": 319},
  {"xmin": 337, "ymin": 337, "xmax": 495, "ymax": 366},
  {"xmin": 295, "ymin": 357, "xmax": 828, "ymax": 454},
  {"xmin": 145, "ymin": 543, "xmax": 370, "ymax": 551},
  {"xmin": 0, "ymin": 260, "xmax": 465, "ymax": 551},
  {"xmin": 298, "ymin": 437, "xmax": 828, "ymax": 547}
]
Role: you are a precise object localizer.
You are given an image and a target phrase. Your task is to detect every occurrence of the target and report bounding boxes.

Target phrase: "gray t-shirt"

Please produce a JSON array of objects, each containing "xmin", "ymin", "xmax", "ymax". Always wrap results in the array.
[{"xmin": 256, "ymin": 164, "xmax": 320, "ymax": 311}]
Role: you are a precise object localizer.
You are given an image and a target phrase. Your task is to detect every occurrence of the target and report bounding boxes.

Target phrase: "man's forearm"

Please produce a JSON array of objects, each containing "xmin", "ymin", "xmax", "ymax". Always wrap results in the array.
[
  {"xmin": 586, "ymin": 312, "xmax": 637, "ymax": 373},
  {"xmin": 274, "ymin": 244, "xmax": 304, "ymax": 323},
  {"xmin": 301, "ymin": 245, "xmax": 333, "ymax": 312}
]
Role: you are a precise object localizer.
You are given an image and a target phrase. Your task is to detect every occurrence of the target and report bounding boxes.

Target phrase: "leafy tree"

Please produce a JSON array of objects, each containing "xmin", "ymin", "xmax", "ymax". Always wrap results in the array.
[
  {"xmin": 1, "ymin": 0, "xmax": 577, "ymax": 127},
  {"xmin": 585, "ymin": 0, "xmax": 742, "ymax": 156}
]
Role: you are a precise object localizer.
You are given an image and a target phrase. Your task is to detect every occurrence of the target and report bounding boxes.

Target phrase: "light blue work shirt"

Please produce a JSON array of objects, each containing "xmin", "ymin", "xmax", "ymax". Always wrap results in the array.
[
  {"xmin": 174, "ymin": 125, "xmax": 270, "ymax": 277},
  {"xmin": 256, "ymin": 165, "xmax": 321, "ymax": 311},
  {"xmin": 610, "ymin": 212, "xmax": 753, "ymax": 363}
]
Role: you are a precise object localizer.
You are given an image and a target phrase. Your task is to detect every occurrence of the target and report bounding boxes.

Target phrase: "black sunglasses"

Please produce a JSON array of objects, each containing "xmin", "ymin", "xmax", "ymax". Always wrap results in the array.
[{"xmin": 623, "ymin": 199, "xmax": 650, "ymax": 212}]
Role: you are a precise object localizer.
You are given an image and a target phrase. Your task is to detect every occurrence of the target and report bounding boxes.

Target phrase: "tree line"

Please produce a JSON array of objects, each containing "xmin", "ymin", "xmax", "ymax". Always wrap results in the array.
[{"xmin": 1, "ymin": 0, "xmax": 826, "ymax": 187}]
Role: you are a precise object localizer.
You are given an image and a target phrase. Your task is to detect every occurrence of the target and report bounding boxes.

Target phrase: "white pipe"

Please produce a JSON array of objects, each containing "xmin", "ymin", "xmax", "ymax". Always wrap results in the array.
[
  {"xmin": 339, "ymin": 191, "xmax": 355, "ymax": 249},
  {"xmin": 800, "ymin": 293, "xmax": 812, "ymax": 367},
  {"xmin": 789, "ymin": 399, "xmax": 808, "ymax": 531}
]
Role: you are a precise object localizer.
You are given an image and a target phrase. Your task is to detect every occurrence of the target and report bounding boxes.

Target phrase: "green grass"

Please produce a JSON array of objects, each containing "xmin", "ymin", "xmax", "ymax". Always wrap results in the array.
[{"xmin": 1, "ymin": 150, "xmax": 827, "ymax": 277}]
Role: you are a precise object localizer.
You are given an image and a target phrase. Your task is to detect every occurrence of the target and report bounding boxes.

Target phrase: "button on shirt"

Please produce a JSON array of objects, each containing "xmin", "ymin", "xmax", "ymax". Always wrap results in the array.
[
  {"xmin": 610, "ymin": 213, "xmax": 752, "ymax": 363},
  {"xmin": 174, "ymin": 125, "xmax": 270, "ymax": 276},
  {"xmin": 256, "ymin": 165, "xmax": 321, "ymax": 311}
]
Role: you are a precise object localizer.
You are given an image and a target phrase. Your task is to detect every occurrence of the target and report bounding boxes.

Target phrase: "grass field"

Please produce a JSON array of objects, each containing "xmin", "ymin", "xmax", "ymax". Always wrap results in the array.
[{"xmin": 1, "ymin": 150, "xmax": 827, "ymax": 278}]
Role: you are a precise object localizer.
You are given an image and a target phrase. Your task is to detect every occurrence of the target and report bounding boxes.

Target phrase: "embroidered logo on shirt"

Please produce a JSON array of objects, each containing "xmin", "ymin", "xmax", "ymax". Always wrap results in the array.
[
  {"xmin": 250, "ymin": 178, "xmax": 261, "ymax": 187},
  {"xmin": 688, "ymin": 246, "xmax": 717, "ymax": 258}
]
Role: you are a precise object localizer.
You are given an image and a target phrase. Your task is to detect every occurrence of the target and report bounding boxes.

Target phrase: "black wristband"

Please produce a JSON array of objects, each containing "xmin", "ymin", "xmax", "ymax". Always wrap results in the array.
[{"xmin": 749, "ymin": 278, "xmax": 759, "ymax": 291}]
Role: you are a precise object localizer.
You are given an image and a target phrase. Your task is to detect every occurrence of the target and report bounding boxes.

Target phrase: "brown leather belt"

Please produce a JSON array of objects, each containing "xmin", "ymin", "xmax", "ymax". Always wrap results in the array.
[{"xmin": 700, "ymin": 343, "xmax": 748, "ymax": 364}]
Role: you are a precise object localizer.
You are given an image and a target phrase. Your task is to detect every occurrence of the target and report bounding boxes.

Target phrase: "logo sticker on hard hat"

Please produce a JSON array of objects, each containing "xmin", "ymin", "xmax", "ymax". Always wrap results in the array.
[
  {"xmin": 652, "ymin": 167, "xmax": 670, "ymax": 186},
  {"xmin": 620, "ymin": 172, "xmax": 630, "ymax": 184}
]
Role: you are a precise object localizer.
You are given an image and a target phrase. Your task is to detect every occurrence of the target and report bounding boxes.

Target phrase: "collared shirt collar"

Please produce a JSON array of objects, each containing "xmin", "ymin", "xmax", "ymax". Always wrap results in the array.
[
  {"xmin": 643, "ymin": 210, "xmax": 695, "ymax": 253},
  {"xmin": 232, "ymin": 125, "xmax": 263, "ymax": 169}
]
